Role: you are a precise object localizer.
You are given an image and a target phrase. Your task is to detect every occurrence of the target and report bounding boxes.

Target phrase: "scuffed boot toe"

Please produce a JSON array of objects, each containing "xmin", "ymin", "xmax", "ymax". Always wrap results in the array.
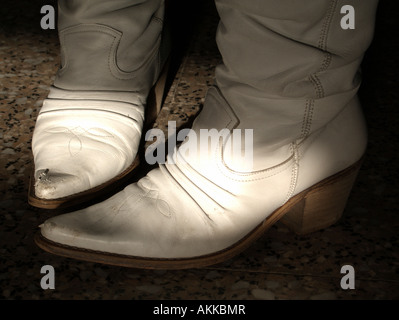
[{"xmin": 34, "ymin": 169, "xmax": 83, "ymax": 200}]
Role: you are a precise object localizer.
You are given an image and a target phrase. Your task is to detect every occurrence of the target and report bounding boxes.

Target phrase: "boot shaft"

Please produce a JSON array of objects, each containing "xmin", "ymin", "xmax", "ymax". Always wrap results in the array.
[
  {"xmin": 54, "ymin": 0, "xmax": 167, "ymax": 96},
  {"xmin": 214, "ymin": 0, "xmax": 378, "ymax": 151}
]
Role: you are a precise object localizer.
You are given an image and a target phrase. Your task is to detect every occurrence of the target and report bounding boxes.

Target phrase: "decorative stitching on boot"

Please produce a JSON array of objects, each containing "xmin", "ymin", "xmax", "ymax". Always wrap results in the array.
[
  {"xmin": 309, "ymin": 74, "xmax": 324, "ymax": 99},
  {"xmin": 108, "ymin": 19, "xmax": 162, "ymax": 80},
  {"xmin": 304, "ymin": 0, "xmax": 338, "ymax": 139},
  {"xmin": 310, "ymin": 0, "xmax": 338, "ymax": 99},
  {"xmin": 283, "ymin": 143, "xmax": 299, "ymax": 205},
  {"xmin": 300, "ymin": 99, "xmax": 315, "ymax": 139},
  {"xmin": 43, "ymin": 126, "xmax": 115, "ymax": 157},
  {"xmin": 318, "ymin": 0, "xmax": 339, "ymax": 51},
  {"xmin": 58, "ymin": 24, "xmax": 161, "ymax": 83},
  {"xmin": 319, "ymin": 52, "xmax": 333, "ymax": 72},
  {"xmin": 58, "ymin": 24, "xmax": 123, "ymax": 78}
]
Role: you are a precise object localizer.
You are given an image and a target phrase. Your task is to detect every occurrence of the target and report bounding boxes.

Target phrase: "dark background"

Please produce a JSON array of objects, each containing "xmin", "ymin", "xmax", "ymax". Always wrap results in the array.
[{"xmin": 0, "ymin": 0, "xmax": 398, "ymax": 300}]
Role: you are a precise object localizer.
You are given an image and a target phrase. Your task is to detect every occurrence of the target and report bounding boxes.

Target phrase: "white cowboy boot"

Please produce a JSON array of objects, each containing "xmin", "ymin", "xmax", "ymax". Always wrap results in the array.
[
  {"xmin": 35, "ymin": 0, "xmax": 378, "ymax": 268},
  {"xmin": 30, "ymin": 0, "xmax": 170, "ymax": 209}
]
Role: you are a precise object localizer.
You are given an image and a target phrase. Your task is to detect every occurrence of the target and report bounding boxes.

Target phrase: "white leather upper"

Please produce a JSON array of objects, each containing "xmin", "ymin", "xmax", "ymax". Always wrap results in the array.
[
  {"xmin": 39, "ymin": 87, "xmax": 367, "ymax": 258},
  {"xmin": 37, "ymin": 0, "xmax": 376, "ymax": 260},
  {"xmin": 31, "ymin": 1, "xmax": 168, "ymax": 200},
  {"xmin": 32, "ymin": 89, "xmax": 144, "ymax": 199}
]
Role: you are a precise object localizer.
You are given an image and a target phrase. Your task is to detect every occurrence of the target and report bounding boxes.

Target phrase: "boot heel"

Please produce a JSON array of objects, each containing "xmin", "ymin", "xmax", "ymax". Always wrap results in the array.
[{"xmin": 280, "ymin": 160, "xmax": 362, "ymax": 235}]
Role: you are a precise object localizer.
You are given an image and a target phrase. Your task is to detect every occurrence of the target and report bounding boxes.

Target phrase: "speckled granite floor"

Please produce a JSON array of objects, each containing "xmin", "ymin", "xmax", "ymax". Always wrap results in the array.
[{"xmin": 0, "ymin": 0, "xmax": 398, "ymax": 300}]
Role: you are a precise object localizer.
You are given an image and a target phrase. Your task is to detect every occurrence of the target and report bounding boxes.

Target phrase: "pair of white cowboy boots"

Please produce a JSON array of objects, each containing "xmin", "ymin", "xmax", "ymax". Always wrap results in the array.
[{"xmin": 31, "ymin": 0, "xmax": 378, "ymax": 269}]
